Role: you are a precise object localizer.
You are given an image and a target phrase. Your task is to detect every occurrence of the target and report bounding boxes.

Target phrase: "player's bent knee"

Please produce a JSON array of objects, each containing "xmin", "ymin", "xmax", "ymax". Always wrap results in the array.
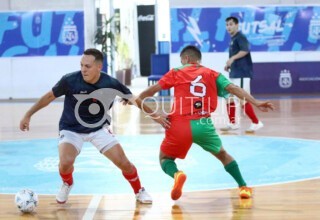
[
  {"xmin": 59, "ymin": 161, "xmax": 74, "ymax": 173},
  {"xmin": 60, "ymin": 153, "xmax": 76, "ymax": 163},
  {"xmin": 117, "ymin": 160, "xmax": 132, "ymax": 172},
  {"xmin": 213, "ymin": 148, "xmax": 227, "ymax": 159}
]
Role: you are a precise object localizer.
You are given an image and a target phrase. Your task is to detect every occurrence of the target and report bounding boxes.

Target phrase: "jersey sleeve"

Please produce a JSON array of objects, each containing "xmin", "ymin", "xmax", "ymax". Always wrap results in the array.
[
  {"xmin": 216, "ymin": 73, "xmax": 231, "ymax": 98},
  {"xmin": 113, "ymin": 78, "xmax": 133, "ymax": 100},
  {"xmin": 52, "ymin": 75, "xmax": 67, "ymax": 97},
  {"xmin": 237, "ymin": 35, "xmax": 250, "ymax": 52},
  {"xmin": 158, "ymin": 69, "xmax": 175, "ymax": 89},
  {"xmin": 117, "ymin": 80, "xmax": 132, "ymax": 95}
]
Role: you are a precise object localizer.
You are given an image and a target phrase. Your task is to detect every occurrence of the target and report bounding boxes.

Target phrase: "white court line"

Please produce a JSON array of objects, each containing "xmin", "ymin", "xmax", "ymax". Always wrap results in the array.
[{"xmin": 82, "ymin": 195, "xmax": 102, "ymax": 220}]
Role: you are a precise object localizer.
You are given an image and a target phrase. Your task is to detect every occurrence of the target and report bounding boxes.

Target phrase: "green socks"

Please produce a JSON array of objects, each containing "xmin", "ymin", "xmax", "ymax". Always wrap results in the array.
[
  {"xmin": 161, "ymin": 159, "xmax": 178, "ymax": 178},
  {"xmin": 224, "ymin": 160, "xmax": 246, "ymax": 187},
  {"xmin": 161, "ymin": 159, "xmax": 246, "ymax": 187}
]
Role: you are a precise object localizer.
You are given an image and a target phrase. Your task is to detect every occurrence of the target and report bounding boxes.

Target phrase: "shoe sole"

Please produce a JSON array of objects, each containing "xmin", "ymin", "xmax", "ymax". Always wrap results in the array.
[
  {"xmin": 137, "ymin": 200, "xmax": 153, "ymax": 204},
  {"xmin": 56, "ymin": 199, "xmax": 67, "ymax": 204},
  {"xmin": 240, "ymin": 193, "xmax": 251, "ymax": 199},
  {"xmin": 245, "ymin": 130, "xmax": 263, "ymax": 134},
  {"xmin": 171, "ymin": 173, "xmax": 187, "ymax": 200},
  {"xmin": 220, "ymin": 128, "xmax": 239, "ymax": 131},
  {"xmin": 239, "ymin": 190, "xmax": 252, "ymax": 199},
  {"xmin": 245, "ymin": 125, "xmax": 264, "ymax": 133}
]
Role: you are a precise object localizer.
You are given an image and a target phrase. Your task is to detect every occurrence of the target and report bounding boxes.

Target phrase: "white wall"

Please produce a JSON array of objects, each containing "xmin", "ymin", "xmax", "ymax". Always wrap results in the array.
[
  {"xmin": 4, "ymin": 0, "xmax": 83, "ymax": 10},
  {"xmin": 8, "ymin": 57, "xmax": 80, "ymax": 99},
  {"xmin": 0, "ymin": 0, "xmax": 10, "ymax": 9},
  {"xmin": 169, "ymin": 0, "xmax": 320, "ymax": 74},
  {"xmin": 0, "ymin": 58, "xmax": 12, "ymax": 98},
  {"xmin": 0, "ymin": 0, "xmax": 96, "ymax": 99}
]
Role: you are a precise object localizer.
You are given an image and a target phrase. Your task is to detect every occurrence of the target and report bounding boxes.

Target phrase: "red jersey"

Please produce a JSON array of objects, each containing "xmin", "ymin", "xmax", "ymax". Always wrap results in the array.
[{"xmin": 158, "ymin": 63, "xmax": 220, "ymax": 120}]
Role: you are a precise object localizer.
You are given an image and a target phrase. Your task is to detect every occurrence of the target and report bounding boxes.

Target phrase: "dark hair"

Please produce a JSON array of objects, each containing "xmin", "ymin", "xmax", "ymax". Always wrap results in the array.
[
  {"xmin": 83, "ymin": 48, "xmax": 104, "ymax": 63},
  {"xmin": 180, "ymin": 45, "xmax": 202, "ymax": 61},
  {"xmin": 226, "ymin": 16, "xmax": 239, "ymax": 24}
]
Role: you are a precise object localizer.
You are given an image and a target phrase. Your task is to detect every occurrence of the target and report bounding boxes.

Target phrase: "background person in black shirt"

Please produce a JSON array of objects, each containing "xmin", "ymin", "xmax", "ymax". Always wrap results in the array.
[{"xmin": 221, "ymin": 16, "xmax": 264, "ymax": 133}]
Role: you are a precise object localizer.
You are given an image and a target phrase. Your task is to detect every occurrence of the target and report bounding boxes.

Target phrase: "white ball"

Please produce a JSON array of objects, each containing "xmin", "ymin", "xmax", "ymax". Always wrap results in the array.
[{"xmin": 15, "ymin": 189, "xmax": 39, "ymax": 213}]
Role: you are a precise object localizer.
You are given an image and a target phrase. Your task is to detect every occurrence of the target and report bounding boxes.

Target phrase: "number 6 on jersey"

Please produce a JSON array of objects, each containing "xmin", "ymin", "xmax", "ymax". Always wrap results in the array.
[{"xmin": 190, "ymin": 75, "xmax": 206, "ymax": 97}]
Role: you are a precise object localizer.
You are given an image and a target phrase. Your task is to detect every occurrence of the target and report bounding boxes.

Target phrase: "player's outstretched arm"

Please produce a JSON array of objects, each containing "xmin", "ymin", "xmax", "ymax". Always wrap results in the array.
[
  {"xmin": 139, "ymin": 83, "xmax": 162, "ymax": 100},
  {"xmin": 128, "ymin": 94, "xmax": 170, "ymax": 129},
  {"xmin": 124, "ymin": 83, "xmax": 170, "ymax": 129},
  {"xmin": 225, "ymin": 83, "xmax": 275, "ymax": 112},
  {"xmin": 20, "ymin": 91, "xmax": 56, "ymax": 131}
]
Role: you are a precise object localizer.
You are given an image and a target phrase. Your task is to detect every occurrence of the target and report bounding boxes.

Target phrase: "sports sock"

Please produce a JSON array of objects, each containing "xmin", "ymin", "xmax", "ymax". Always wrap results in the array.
[
  {"xmin": 122, "ymin": 165, "xmax": 141, "ymax": 194},
  {"xmin": 224, "ymin": 160, "xmax": 246, "ymax": 187},
  {"xmin": 227, "ymin": 102, "xmax": 236, "ymax": 123},
  {"xmin": 243, "ymin": 102, "xmax": 259, "ymax": 124},
  {"xmin": 59, "ymin": 168, "xmax": 74, "ymax": 186},
  {"xmin": 161, "ymin": 159, "xmax": 178, "ymax": 178}
]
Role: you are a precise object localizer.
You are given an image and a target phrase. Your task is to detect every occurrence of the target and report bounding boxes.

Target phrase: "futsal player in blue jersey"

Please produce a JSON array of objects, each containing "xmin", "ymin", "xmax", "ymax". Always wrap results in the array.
[
  {"xmin": 20, "ymin": 48, "xmax": 168, "ymax": 204},
  {"xmin": 222, "ymin": 16, "xmax": 264, "ymax": 133}
]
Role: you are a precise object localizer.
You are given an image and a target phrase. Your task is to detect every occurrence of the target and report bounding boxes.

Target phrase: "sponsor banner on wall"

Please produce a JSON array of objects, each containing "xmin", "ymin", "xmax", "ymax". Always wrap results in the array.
[
  {"xmin": 171, "ymin": 6, "xmax": 320, "ymax": 53},
  {"xmin": 251, "ymin": 62, "xmax": 320, "ymax": 94},
  {"xmin": 0, "ymin": 11, "xmax": 84, "ymax": 57},
  {"xmin": 137, "ymin": 5, "xmax": 155, "ymax": 76}
]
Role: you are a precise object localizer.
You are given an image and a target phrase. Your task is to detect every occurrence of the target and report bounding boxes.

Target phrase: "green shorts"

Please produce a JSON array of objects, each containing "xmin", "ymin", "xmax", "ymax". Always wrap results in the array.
[
  {"xmin": 161, "ymin": 117, "xmax": 222, "ymax": 159},
  {"xmin": 191, "ymin": 118, "xmax": 222, "ymax": 154}
]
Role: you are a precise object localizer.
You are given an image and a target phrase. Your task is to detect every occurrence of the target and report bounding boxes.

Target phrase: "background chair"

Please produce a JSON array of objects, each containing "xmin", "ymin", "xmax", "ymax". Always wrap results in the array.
[{"xmin": 147, "ymin": 54, "xmax": 170, "ymax": 95}]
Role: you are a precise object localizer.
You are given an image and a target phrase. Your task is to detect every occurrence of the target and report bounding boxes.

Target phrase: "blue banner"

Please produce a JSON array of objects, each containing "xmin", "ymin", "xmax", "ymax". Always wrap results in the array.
[
  {"xmin": 171, "ymin": 6, "xmax": 320, "ymax": 53},
  {"xmin": 0, "ymin": 11, "xmax": 84, "ymax": 57},
  {"xmin": 252, "ymin": 62, "xmax": 320, "ymax": 94}
]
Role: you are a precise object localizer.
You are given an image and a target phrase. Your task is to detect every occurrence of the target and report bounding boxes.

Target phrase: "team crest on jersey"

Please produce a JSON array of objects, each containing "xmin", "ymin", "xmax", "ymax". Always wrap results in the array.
[
  {"xmin": 194, "ymin": 101, "xmax": 203, "ymax": 109},
  {"xmin": 279, "ymin": 69, "xmax": 292, "ymax": 88}
]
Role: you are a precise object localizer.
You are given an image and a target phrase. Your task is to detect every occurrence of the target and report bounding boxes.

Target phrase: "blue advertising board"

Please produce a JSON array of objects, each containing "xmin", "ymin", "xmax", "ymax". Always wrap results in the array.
[
  {"xmin": 171, "ymin": 6, "xmax": 320, "ymax": 53},
  {"xmin": 0, "ymin": 11, "xmax": 84, "ymax": 57},
  {"xmin": 251, "ymin": 62, "xmax": 320, "ymax": 94}
]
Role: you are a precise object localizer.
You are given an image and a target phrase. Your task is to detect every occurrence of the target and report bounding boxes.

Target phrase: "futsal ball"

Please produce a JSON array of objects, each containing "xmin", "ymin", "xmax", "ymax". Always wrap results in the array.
[{"xmin": 15, "ymin": 189, "xmax": 38, "ymax": 213}]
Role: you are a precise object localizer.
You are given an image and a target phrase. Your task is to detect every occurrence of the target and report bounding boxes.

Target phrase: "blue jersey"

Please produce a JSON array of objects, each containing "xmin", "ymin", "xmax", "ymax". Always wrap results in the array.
[
  {"xmin": 52, "ymin": 71, "xmax": 132, "ymax": 133},
  {"xmin": 229, "ymin": 31, "xmax": 253, "ymax": 79}
]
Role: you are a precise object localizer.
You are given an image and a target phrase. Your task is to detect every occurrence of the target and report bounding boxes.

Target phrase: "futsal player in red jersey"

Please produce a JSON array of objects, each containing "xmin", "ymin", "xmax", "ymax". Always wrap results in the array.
[{"xmin": 138, "ymin": 45, "xmax": 274, "ymax": 200}]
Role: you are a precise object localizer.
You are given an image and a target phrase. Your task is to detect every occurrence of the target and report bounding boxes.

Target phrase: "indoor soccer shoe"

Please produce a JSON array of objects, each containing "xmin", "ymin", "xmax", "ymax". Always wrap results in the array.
[
  {"xmin": 56, "ymin": 182, "xmax": 73, "ymax": 204},
  {"xmin": 220, "ymin": 123, "xmax": 240, "ymax": 131},
  {"xmin": 171, "ymin": 171, "xmax": 187, "ymax": 200},
  {"xmin": 136, "ymin": 187, "xmax": 152, "ymax": 204},
  {"xmin": 246, "ymin": 121, "xmax": 264, "ymax": 133},
  {"xmin": 239, "ymin": 186, "xmax": 253, "ymax": 199}
]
